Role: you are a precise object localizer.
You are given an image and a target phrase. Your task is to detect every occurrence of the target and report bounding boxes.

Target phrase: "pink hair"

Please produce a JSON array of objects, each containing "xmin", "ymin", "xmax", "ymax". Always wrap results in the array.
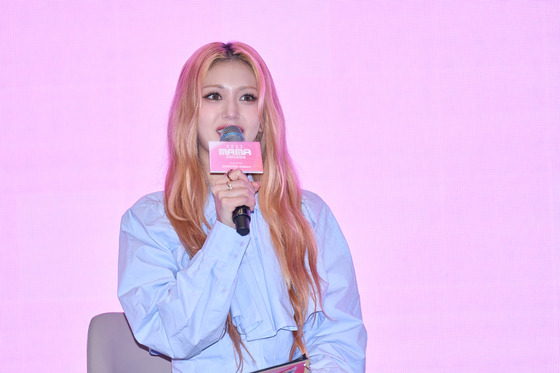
[{"xmin": 164, "ymin": 42, "xmax": 322, "ymax": 369}]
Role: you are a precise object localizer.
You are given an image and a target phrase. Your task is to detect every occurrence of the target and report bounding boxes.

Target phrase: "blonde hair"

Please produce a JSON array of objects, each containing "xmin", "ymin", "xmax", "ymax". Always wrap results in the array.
[{"xmin": 164, "ymin": 42, "xmax": 322, "ymax": 367}]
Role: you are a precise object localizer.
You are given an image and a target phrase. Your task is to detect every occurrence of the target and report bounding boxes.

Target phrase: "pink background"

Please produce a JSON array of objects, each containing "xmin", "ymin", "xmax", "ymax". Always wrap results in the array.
[{"xmin": 1, "ymin": 1, "xmax": 559, "ymax": 372}]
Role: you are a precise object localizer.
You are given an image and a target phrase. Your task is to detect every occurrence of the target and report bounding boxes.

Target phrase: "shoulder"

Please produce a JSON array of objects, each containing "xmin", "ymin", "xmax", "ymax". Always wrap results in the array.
[
  {"xmin": 120, "ymin": 192, "xmax": 179, "ymax": 244},
  {"xmin": 301, "ymin": 190, "xmax": 334, "ymax": 228},
  {"xmin": 125, "ymin": 191, "xmax": 166, "ymax": 221},
  {"xmin": 301, "ymin": 189, "xmax": 323, "ymax": 206},
  {"xmin": 301, "ymin": 189, "xmax": 328, "ymax": 210},
  {"xmin": 301, "ymin": 190, "xmax": 352, "ymax": 267}
]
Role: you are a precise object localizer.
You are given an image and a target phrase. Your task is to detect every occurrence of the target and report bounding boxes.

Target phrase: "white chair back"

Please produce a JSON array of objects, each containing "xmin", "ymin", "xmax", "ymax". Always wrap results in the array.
[{"xmin": 87, "ymin": 312, "xmax": 171, "ymax": 373}]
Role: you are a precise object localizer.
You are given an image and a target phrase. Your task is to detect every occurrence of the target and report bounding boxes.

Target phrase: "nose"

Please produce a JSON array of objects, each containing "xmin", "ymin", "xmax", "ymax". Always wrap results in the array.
[{"xmin": 222, "ymin": 96, "xmax": 240, "ymax": 120}]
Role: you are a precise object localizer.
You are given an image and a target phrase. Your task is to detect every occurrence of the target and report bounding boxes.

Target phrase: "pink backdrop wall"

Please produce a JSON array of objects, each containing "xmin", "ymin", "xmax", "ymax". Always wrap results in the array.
[{"xmin": 1, "ymin": 1, "xmax": 559, "ymax": 372}]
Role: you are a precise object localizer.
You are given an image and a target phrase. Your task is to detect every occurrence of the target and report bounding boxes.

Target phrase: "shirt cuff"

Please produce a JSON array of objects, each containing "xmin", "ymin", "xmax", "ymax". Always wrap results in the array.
[{"xmin": 202, "ymin": 220, "xmax": 250, "ymax": 264}]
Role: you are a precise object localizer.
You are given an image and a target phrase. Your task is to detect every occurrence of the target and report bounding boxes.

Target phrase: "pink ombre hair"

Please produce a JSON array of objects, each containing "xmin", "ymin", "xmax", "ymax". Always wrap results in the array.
[{"xmin": 164, "ymin": 42, "xmax": 322, "ymax": 369}]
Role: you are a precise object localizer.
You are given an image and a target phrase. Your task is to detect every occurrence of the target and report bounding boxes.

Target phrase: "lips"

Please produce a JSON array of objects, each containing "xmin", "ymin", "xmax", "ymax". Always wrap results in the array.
[{"xmin": 217, "ymin": 125, "xmax": 243, "ymax": 135}]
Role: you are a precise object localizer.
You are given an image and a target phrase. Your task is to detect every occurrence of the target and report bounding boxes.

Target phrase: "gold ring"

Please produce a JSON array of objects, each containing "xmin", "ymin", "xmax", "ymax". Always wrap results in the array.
[
  {"xmin": 226, "ymin": 169, "xmax": 234, "ymax": 181},
  {"xmin": 226, "ymin": 182, "xmax": 233, "ymax": 190}
]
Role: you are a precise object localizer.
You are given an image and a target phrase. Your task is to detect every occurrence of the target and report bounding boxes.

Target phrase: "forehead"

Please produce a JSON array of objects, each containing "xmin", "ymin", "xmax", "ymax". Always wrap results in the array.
[{"xmin": 204, "ymin": 60, "xmax": 257, "ymax": 86}]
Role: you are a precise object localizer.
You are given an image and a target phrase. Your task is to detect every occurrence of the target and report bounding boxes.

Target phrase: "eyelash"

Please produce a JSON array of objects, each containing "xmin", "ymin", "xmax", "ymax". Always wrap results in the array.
[
  {"xmin": 241, "ymin": 94, "xmax": 257, "ymax": 102},
  {"xmin": 203, "ymin": 92, "xmax": 257, "ymax": 102},
  {"xmin": 203, "ymin": 92, "xmax": 221, "ymax": 100}
]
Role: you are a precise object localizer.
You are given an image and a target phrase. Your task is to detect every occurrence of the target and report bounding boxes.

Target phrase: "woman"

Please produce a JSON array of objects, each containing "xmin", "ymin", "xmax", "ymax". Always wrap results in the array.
[{"xmin": 118, "ymin": 41, "xmax": 367, "ymax": 372}]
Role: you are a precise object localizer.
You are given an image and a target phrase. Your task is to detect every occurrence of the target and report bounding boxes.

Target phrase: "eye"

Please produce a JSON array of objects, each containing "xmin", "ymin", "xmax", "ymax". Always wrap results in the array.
[
  {"xmin": 204, "ymin": 92, "xmax": 221, "ymax": 100},
  {"xmin": 240, "ymin": 94, "xmax": 257, "ymax": 102}
]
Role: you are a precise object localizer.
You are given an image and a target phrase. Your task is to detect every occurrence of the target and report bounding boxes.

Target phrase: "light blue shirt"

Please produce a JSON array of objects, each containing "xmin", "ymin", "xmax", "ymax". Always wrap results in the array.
[{"xmin": 118, "ymin": 190, "xmax": 367, "ymax": 372}]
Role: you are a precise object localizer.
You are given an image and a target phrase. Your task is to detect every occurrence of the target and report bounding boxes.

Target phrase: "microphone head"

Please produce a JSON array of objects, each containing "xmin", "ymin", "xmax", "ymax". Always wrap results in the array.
[{"xmin": 219, "ymin": 125, "xmax": 245, "ymax": 142}]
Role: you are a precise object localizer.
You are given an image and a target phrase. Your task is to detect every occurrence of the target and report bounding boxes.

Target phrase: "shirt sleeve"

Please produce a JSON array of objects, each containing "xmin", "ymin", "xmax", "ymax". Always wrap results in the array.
[
  {"xmin": 302, "ymin": 193, "xmax": 368, "ymax": 372},
  {"xmin": 117, "ymin": 196, "xmax": 250, "ymax": 360}
]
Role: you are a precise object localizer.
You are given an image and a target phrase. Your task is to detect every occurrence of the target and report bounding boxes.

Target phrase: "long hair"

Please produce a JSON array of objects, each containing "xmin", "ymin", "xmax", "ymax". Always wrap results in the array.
[{"xmin": 164, "ymin": 42, "xmax": 322, "ymax": 367}]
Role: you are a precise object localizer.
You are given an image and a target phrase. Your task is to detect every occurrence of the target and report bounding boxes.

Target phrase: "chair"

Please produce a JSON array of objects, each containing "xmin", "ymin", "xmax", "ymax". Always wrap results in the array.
[{"xmin": 87, "ymin": 312, "xmax": 171, "ymax": 373}]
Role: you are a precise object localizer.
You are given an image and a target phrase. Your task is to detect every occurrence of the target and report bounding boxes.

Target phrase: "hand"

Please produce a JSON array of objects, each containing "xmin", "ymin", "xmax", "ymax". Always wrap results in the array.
[{"xmin": 212, "ymin": 169, "xmax": 261, "ymax": 229}]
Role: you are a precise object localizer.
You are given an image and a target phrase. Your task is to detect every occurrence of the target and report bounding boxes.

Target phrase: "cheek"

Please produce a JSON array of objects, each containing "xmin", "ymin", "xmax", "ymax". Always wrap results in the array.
[
  {"xmin": 198, "ymin": 101, "xmax": 219, "ymax": 119},
  {"xmin": 245, "ymin": 106, "xmax": 260, "ymax": 124},
  {"xmin": 247, "ymin": 111, "xmax": 261, "ymax": 140},
  {"xmin": 196, "ymin": 107, "xmax": 215, "ymax": 132},
  {"xmin": 197, "ymin": 106, "xmax": 209, "ymax": 123}
]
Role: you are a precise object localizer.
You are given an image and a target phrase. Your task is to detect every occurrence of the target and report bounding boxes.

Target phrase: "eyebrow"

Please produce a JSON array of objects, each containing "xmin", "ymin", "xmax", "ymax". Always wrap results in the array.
[{"xmin": 202, "ymin": 84, "xmax": 257, "ymax": 90}]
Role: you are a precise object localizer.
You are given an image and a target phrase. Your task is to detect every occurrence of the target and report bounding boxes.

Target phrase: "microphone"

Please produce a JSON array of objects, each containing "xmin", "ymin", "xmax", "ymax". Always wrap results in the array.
[{"xmin": 219, "ymin": 125, "xmax": 251, "ymax": 236}]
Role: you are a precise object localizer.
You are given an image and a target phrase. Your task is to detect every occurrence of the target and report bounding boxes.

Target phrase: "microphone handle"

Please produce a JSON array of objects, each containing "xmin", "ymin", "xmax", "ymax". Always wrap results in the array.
[{"xmin": 232, "ymin": 205, "xmax": 251, "ymax": 236}]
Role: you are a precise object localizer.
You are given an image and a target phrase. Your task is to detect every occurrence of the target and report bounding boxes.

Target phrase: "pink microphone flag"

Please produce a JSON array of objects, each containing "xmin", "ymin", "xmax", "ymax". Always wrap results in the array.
[{"xmin": 209, "ymin": 141, "xmax": 264, "ymax": 174}]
